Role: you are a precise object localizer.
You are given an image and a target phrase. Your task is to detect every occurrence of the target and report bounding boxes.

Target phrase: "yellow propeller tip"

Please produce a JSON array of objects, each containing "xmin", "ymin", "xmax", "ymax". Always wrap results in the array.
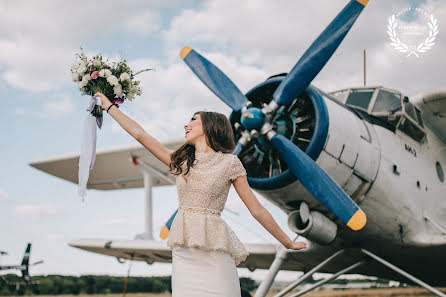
[
  {"xmin": 356, "ymin": 0, "xmax": 369, "ymax": 6},
  {"xmin": 180, "ymin": 46, "xmax": 192, "ymax": 59},
  {"xmin": 347, "ymin": 209, "xmax": 367, "ymax": 231},
  {"xmin": 160, "ymin": 225, "xmax": 170, "ymax": 240}
]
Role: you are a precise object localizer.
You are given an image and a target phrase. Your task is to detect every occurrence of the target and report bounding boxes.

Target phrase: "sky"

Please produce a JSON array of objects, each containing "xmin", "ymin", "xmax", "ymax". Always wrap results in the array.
[{"xmin": 1, "ymin": 0, "xmax": 445, "ymax": 283}]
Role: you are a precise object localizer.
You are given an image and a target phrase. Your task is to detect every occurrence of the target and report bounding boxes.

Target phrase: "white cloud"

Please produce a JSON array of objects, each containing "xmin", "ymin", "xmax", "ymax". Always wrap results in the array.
[
  {"xmin": 125, "ymin": 10, "xmax": 162, "ymax": 35},
  {"xmin": 0, "ymin": 188, "xmax": 10, "ymax": 202},
  {"xmin": 15, "ymin": 204, "xmax": 64, "ymax": 219},
  {"xmin": 99, "ymin": 218, "xmax": 143, "ymax": 226},
  {"xmin": 0, "ymin": 0, "xmax": 164, "ymax": 93},
  {"xmin": 12, "ymin": 108, "xmax": 25, "ymax": 116},
  {"xmin": 164, "ymin": 0, "xmax": 347, "ymax": 70},
  {"xmin": 164, "ymin": 0, "xmax": 446, "ymax": 98},
  {"xmin": 44, "ymin": 95, "xmax": 74, "ymax": 115},
  {"xmin": 45, "ymin": 233, "xmax": 65, "ymax": 241}
]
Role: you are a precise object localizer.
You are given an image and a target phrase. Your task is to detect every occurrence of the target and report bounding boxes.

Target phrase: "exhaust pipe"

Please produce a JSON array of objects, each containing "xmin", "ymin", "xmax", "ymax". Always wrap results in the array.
[{"xmin": 288, "ymin": 202, "xmax": 337, "ymax": 245}]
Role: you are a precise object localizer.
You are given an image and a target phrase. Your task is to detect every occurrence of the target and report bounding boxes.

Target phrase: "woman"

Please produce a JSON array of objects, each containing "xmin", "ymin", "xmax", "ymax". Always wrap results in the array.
[{"xmin": 96, "ymin": 92, "xmax": 307, "ymax": 297}]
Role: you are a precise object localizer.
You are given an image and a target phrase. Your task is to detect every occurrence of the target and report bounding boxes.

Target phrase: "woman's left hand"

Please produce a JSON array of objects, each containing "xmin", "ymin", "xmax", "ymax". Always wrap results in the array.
[{"xmin": 287, "ymin": 241, "xmax": 307, "ymax": 250}]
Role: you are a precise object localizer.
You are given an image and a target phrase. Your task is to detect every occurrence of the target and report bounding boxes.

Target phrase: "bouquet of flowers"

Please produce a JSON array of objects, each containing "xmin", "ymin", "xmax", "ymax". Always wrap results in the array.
[
  {"xmin": 71, "ymin": 50, "xmax": 152, "ymax": 118},
  {"xmin": 72, "ymin": 49, "xmax": 153, "ymax": 201}
]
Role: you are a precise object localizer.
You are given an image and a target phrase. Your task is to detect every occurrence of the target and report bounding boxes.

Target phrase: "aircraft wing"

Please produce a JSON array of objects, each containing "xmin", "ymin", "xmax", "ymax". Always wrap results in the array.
[
  {"xmin": 413, "ymin": 90, "xmax": 446, "ymax": 143},
  {"xmin": 29, "ymin": 139, "xmax": 184, "ymax": 190},
  {"xmin": 68, "ymin": 239, "xmax": 312, "ymax": 271}
]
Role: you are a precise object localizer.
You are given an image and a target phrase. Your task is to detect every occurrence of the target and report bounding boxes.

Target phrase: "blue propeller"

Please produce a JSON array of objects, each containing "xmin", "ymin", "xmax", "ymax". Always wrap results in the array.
[
  {"xmin": 173, "ymin": 0, "xmax": 370, "ymax": 232},
  {"xmin": 180, "ymin": 47, "xmax": 248, "ymax": 112},
  {"xmin": 160, "ymin": 209, "xmax": 178, "ymax": 239},
  {"xmin": 269, "ymin": 132, "xmax": 366, "ymax": 230},
  {"xmin": 272, "ymin": 0, "xmax": 369, "ymax": 106}
]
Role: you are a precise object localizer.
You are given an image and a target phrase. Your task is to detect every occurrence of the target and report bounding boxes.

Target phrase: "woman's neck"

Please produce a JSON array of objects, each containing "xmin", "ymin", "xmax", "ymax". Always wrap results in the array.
[{"xmin": 194, "ymin": 141, "xmax": 215, "ymax": 153}]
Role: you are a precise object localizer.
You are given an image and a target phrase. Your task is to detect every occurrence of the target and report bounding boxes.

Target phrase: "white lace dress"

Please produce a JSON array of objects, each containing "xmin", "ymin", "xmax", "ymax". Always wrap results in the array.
[{"xmin": 167, "ymin": 151, "xmax": 249, "ymax": 297}]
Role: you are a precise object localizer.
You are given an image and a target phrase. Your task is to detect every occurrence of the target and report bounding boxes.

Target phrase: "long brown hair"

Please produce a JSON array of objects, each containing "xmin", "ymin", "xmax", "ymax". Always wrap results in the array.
[{"xmin": 169, "ymin": 111, "xmax": 235, "ymax": 176}]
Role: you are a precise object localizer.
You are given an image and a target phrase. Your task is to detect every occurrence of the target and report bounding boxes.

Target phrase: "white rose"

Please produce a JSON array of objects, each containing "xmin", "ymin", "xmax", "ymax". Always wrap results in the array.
[
  {"xmin": 119, "ymin": 72, "xmax": 130, "ymax": 82},
  {"xmin": 83, "ymin": 73, "xmax": 91, "ymax": 81},
  {"xmin": 93, "ymin": 60, "xmax": 101, "ymax": 68},
  {"xmin": 78, "ymin": 74, "xmax": 90, "ymax": 88},
  {"xmin": 72, "ymin": 73, "xmax": 80, "ymax": 82},
  {"xmin": 104, "ymin": 69, "xmax": 112, "ymax": 77},
  {"xmin": 113, "ymin": 84, "xmax": 123, "ymax": 97},
  {"xmin": 107, "ymin": 75, "xmax": 119, "ymax": 86},
  {"xmin": 71, "ymin": 63, "xmax": 80, "ymax": 70},
  {"xmin": 99, "ymin": 69, "xmax": 106, "ymax": 77},
  {"xmin": 77, "ymin": 65, "xmax": 87, "ymax": 75},
  {"xmin": 78, "ymin": 81, "xmax": 86, "ymax": 89},
  {"xmin": 127, "ymin": 92, "xmax": 134, "ymax": 100}
]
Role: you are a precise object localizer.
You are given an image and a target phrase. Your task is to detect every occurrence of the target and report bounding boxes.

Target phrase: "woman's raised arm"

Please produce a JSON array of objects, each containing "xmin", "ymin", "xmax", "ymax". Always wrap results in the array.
[{"xmin": 95, "ymin": 92, "xmax": 172, "ymax": 166}]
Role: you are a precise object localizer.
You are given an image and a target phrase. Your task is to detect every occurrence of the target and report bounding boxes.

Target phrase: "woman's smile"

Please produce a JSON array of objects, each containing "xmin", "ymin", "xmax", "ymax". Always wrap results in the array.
[{"xmin": 184, "ymin": 114, "xmax": 204, "ymax": 143}]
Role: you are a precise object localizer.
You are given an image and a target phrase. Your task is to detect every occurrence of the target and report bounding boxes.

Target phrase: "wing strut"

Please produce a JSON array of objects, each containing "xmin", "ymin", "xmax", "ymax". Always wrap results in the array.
[
  {"xmin": 255, "ymin": 248, "xmax": 446, "ymax": 297},
  {"xmin": 131, "ymin": 156, "xmax": 175, "ymax": 240},
  {"xmin": 255, "ymin": 247, "xmax": 347, "ymax": 297}
]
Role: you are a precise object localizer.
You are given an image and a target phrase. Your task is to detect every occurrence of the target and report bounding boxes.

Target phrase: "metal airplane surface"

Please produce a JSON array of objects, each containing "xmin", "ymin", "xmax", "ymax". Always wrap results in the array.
[{"xmin": 29, "ymin": 0, "xmax": 446, "ymax": 296}]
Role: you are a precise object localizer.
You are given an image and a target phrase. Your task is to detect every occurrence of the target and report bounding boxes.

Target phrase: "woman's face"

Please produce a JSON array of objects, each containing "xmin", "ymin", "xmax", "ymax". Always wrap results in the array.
[{"xmin": 184, "ymin": 113, "xmax": 205, "ymax": 145}]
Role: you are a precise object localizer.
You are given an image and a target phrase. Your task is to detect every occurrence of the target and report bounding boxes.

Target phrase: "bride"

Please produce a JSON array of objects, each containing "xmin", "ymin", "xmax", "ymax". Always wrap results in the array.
[{"xmin": 95, "ymin": 92, "xmax": 306, "ymax": 297}]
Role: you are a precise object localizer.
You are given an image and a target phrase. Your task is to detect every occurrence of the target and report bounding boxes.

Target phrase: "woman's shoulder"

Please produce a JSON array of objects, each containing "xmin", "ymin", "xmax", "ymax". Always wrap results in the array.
[{"xmin": 221, "ymin": 152, "xmax": 240, "ymax": 162}]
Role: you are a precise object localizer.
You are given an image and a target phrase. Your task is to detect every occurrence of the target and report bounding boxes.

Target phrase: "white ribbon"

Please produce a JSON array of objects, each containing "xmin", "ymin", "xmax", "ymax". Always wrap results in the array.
[{"xmin": 78, "ymin": 97, "xmax": 102, "ymax": 201}]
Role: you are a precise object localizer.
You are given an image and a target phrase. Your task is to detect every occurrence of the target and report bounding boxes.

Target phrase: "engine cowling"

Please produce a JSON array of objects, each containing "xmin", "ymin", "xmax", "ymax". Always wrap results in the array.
[{"xmin": 230, "ymin": 74, "xmax": 329, "ymax": 191}]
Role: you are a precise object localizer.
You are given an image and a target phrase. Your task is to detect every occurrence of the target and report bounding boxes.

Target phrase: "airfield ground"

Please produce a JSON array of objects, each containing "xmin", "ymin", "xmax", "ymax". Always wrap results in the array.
[{"xmin": 22, "ymin": 287, "xmax": 446, "ymax": 297}]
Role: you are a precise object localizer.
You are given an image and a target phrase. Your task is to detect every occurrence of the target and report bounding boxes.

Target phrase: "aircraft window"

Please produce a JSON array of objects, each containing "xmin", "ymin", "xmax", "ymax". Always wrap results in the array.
[
  {"xmin": 436, "ymin": 161, "xmax": 444, "ymax": 182},
  {"xmin": 398, "ymin": 116, "xmax": 425, "ymax": 142},
  {"xmin": 415, "ymin": 106, "xmax": 424, "ymax": 127},
  {"xmin": 330, "ymin": 90, "xmax": 349, "ymax": 102},
  {"xmin": 345, "ymin": 89, "xmax": 374, "ymax": 111},
  {"xmin": 404, "ymin": 102, "xmax": 417, "ymax": 121},
  {"xmin": 372, "ymin": 90, "xmax": 401, "ymax": 113}
]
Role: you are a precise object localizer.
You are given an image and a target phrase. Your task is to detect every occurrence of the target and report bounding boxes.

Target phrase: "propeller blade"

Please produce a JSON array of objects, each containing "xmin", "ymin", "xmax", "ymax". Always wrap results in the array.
[
  {"xmin": 233, "ymin": 141, "xmax": 244, "ymax": 156},
  {"xmin": 160, "ymin": 209, "xmax": 178, "ymax": 239},
  {"xmin": 269, "ymin": 133, "xmax": 366, "ymax": 230},
  {"xmin": 273, "ymin": 0, "xmax": 369, "ymax": 106},
  {"xmin": 180, "ymin": 47, "xmax": 248, "ymax": 111}
]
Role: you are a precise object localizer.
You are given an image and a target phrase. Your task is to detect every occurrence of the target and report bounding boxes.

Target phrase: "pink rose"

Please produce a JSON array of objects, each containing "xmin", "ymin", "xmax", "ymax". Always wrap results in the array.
[{"xmin": 91, "ymin": 71, "xmax": 99, "ymax": 79}]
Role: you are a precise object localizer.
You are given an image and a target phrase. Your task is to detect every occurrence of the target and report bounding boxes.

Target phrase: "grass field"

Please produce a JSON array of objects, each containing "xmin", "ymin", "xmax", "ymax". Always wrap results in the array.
[{"xmin": 23, "ymin": 287, "xmax": 446, "ymax": 297}]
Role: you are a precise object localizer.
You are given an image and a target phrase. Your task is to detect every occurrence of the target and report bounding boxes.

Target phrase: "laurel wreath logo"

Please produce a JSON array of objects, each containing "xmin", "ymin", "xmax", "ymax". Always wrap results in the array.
[{"xmin": 387, "ymin": 13, "xmax": 438, "ymax": 57}]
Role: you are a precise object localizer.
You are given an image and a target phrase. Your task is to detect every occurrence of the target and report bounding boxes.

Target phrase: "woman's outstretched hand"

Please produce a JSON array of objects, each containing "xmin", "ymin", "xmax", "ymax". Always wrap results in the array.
[
  {"xmin": 287, "ymin": 241, "xmax": 307, "ymax": 250},
  {"xmin": 94, "ymin": 92, "xmax": 112, "ymax": 111}
]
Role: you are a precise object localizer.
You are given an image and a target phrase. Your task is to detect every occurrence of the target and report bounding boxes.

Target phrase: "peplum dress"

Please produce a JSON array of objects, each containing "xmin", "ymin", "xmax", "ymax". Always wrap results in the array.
[{"xmin": 167, "ymin": 150, "xmax": 249, "ymax": 297}]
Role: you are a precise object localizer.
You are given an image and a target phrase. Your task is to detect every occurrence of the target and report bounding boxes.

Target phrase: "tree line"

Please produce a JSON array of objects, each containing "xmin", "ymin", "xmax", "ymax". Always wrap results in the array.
[{"xmin": 0, "ymin": 274, "xmax": 258, "ymax": 296}]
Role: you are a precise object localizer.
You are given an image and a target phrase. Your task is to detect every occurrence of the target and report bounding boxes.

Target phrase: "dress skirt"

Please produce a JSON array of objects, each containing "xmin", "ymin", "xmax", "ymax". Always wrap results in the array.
[{"xmin": 172, "ymin": 246, "xmax": 241, "ymax": 297}]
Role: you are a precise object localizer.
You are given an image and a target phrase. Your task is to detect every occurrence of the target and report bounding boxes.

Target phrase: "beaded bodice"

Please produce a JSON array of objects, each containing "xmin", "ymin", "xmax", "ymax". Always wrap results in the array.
[{"xmin": 176, "ymin": 151, "xmax": 246, "ymax": 215}]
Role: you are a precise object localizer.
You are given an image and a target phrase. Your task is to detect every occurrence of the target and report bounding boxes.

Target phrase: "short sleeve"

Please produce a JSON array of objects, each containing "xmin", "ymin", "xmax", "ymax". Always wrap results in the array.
[{"xmin": 228, "ymin": 155, "xmax": 247, "ymax": 182}]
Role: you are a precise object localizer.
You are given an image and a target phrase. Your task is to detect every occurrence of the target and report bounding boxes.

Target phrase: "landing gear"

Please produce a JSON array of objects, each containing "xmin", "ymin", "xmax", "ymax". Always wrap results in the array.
[{"xmin": 254, "ymin": 248, "xmax": 446, "ymax": 297}]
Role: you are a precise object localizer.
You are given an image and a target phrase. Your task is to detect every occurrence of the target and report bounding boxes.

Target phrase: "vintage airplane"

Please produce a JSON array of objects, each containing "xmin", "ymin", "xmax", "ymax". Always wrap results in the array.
[
  {"xmin": 29, "ymin": 0, "xmax": 446, "ymax": 296},
  {"xmin": 0, "ymin": 243, "xmax": 43, "ymax": 293}
]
